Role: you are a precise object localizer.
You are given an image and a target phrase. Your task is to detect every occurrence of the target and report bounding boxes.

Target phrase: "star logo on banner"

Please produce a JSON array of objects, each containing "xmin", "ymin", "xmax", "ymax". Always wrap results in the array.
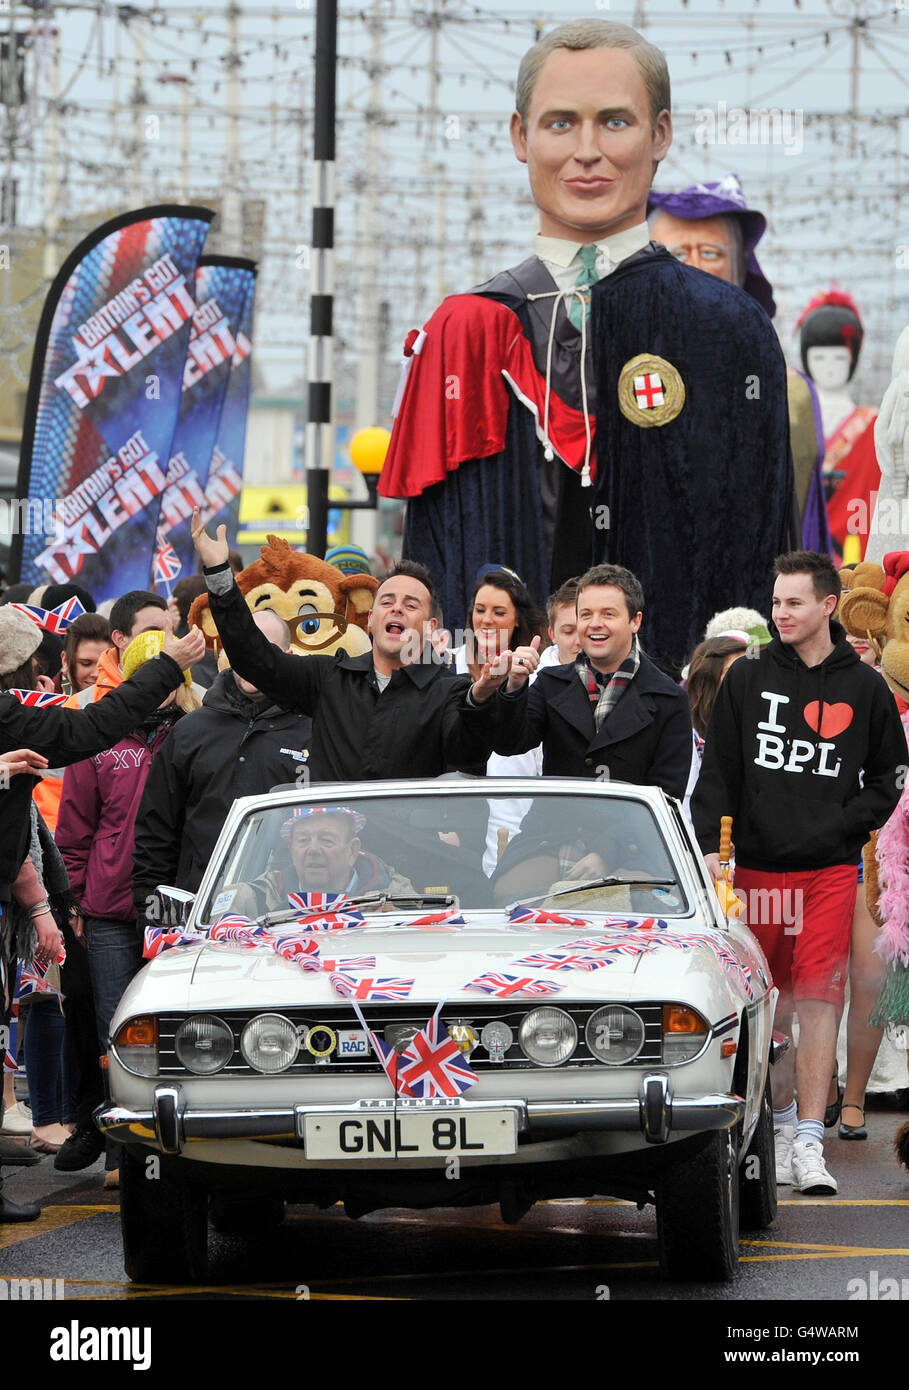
[{"xmin": 54, "ymin": 336, "xmax": 122, "ymax": 403}]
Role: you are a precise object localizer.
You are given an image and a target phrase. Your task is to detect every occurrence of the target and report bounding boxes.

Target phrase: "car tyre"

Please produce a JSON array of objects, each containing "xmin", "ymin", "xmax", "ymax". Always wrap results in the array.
[
  {"xmin": 209, "ymin": 1194, "xmax": 286, "ymax": 1235},
  {"xmin": 120, "ymin": 1146, "xmax": 209, "ymax": 1284},
  {"xmin": 739, "ymin": 1075, "xmax": 778, "ymax": 1230},
  {"xmin": 656, "ymin": 1128, "xmax": 740, "ymax": 1281}
]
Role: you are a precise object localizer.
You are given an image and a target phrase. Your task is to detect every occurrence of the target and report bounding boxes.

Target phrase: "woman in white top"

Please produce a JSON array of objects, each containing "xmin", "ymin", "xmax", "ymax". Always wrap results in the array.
[{"xmin": 450, "ymin": 566, "xmax": 549, "ymax": 875}]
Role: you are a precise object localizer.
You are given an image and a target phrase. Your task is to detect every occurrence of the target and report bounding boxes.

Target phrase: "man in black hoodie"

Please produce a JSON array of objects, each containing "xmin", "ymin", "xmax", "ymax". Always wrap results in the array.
[{"xmin": 692, "ymin": 551, "xmax": 905, "ymax": 1197}]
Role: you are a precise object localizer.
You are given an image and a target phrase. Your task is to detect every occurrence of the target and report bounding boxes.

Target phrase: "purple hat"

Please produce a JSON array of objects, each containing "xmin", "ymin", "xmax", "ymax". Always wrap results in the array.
[{"xmin": 647, "ymin": 173, "xmax": 775, "ymax": 319}]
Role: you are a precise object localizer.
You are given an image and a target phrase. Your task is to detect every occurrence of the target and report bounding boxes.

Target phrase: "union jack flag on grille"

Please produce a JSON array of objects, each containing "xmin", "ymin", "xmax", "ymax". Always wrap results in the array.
[
  {"xmin": 507, "ymin": 907, "xmax": 589, "ymax": 927},
  {"xmin": 395, "ymin": 1003, "xmax": 478, "ymax": 1098},
  {"xmin": 153, "ymin": 543, "xmax": 182, "ymax": 584},
  {"xmin": 512, "ymin": 950, "xmax": 614, "ymax": 972},
  {"xmin": 12, "ymin": 596, "xmax": 87, "ymax": 633},
  {"xmin": 347, "ymin": 997, "xmax": 402, "ymax": 1093},
  {"xmin": 330, "ymin": 973, "xmax": 414, "ymax": 1002},
  {"xmin": 464, "ymin": 971, "xmax": 566, "ymax": 998},
  {"xmin": 5, "ymin": 688, "xmax": 70, "ymax": 708}
]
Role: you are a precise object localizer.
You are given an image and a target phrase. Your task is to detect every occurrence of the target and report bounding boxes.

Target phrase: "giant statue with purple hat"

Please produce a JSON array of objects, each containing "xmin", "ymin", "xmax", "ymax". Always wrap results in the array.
[
  {"xmin": 379, "ymin": 20, "xmax": 795, "ymax": 680},
  {"xmin": 649, "ymin": 173, "xmax": 831, "ymax": 559}
]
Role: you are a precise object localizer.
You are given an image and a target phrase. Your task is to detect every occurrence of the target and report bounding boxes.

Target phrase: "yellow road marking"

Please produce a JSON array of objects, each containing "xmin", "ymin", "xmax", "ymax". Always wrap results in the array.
[
  {"xmin": 779, "ymin": 1199, "xmax": 909, "ymax": 1206},
  {"xmin": 0, "ymin": 1204, "xmax": 113, "ymax": 1250}
]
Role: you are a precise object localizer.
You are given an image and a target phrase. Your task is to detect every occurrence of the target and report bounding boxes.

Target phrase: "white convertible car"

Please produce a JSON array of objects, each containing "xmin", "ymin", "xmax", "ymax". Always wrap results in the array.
[{"xmin": 101, "ymin": 778, "xmax": 779, "ymax": 1284}]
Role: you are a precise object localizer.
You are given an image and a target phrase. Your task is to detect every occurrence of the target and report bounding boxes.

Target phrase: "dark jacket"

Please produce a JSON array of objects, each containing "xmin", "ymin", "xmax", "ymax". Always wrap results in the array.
[
  {"xmin": 203, "ymin": 566, "xmax": 498, "ymax": 781},
  {"xmin": 132, "ymin": 671, "xmax": 313, "ymax": 910},
  {"xmin": 492, "ymin": 653, "xmax": 693, "ymax": 800},
  {"xmin": 691, "ymin": 622, "xmax": 906, "ymax": 871},
  {"xmin": 0, "ymin": 654, "xmax": 185, "ymax": 902},
  {"xmin": 57, "ymin": 714, "xmax": 179, "ymax": 922}
]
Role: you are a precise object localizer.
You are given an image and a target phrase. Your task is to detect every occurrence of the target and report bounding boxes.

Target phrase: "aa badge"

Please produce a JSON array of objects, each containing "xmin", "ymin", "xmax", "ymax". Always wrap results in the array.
[{"xmin": 618, "ymin": 354, "xmax": 685, "ymax": 429}]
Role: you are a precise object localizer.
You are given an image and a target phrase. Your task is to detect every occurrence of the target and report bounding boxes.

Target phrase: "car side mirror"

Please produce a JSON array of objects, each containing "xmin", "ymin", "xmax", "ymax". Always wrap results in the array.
[{"xmin": 150, "ymin": 885, "xmax": 196, "ymax": 928}]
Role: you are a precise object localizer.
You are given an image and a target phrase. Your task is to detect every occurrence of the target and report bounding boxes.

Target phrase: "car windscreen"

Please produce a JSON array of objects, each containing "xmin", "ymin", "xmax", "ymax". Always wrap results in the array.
[{"xmin": 197, "ymin": 791, "xmax": 690, "ymax": 923}]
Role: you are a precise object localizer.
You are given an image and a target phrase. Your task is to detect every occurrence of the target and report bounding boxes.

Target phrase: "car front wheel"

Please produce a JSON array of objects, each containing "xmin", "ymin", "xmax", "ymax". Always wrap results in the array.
[
  {"xmin": 120, "ymin": 1146, "xmax": 209, "ymax": 1284},
  {"xmin": 656, "ymin": 1128, "xmax": 740, "ymax": 1281},
  {"xmin": 739, "ymin": 1074, "xmax": 778, "ymax": 1230}
]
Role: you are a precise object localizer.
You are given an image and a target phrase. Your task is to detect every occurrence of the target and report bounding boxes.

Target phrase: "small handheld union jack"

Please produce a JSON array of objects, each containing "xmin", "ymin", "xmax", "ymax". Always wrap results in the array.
[
  {"xmin": 153, "ymin": 541, "xmax": 182, "ymax": 594},
  {"xmin": 11, "ymin": 596, "xmax": 87, "ymax": 633},
  {"xmin": 464, "ymin": 971, "xmax": 566, "ymax": 999},
  {"xmin": 395, "ymin": 1003, "xmax": 478, "ymax": 1099},
  {"xmin": 330, "ymin": 973, "xmax": 414, "ymax": 1002},
  {"xmin": 5, "ymin": 689, "xmax": 70, "ymax": 708}
]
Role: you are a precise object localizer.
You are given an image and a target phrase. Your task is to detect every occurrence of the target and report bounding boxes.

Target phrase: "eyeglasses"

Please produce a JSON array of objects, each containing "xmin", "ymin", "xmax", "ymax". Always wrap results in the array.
[{"xmin": 286, "ymin": 611, "xmax": 350, "ymax": 651}]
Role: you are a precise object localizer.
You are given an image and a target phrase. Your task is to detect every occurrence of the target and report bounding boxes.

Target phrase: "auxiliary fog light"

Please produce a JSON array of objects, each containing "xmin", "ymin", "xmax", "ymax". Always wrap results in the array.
[
  {"xmin": 240, "ymin": 1014, "xmax": 300, "ymax": 1073},
  {"xmin": 519, "ymin": 1008, "xmax": 577, "ymax": 1066}
]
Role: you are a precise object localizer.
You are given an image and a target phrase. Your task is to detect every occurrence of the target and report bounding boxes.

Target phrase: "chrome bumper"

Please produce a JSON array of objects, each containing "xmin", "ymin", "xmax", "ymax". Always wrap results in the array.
[{"xmin": 96, "ymin": 1076, "xmax": 745, "ymax": 1154}]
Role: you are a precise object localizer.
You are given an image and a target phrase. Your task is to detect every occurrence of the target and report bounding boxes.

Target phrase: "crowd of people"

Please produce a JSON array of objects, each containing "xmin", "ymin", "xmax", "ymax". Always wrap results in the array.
[{"xmin": 0, "ymin": 518, "xmax": 906, "ymax": 1226}]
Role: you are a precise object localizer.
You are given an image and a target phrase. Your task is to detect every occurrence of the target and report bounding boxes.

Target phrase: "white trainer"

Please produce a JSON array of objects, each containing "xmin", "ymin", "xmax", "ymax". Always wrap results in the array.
[
  {"xmin": 774, "ymin": 1123, "xmax": 795, "ymax": 1184},
  {"xmin": 0, "ymin": 1101, "xmax": 33, "ymax": 1136},
  {"xmin": 791, "ymin": 1138, "xmax": 838, "ymax": 1195}
]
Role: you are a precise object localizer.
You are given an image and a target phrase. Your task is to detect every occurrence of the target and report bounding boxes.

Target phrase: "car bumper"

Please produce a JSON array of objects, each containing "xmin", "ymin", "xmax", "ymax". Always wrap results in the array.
[{"xmin": 96, "ymin": 1075, "xmax": 745, "ymax": 1155}]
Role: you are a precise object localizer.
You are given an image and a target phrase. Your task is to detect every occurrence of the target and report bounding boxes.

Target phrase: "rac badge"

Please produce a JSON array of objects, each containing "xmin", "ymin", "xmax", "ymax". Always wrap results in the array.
[{"xmin": 618, "ymin": 353, "xmax": 685, "ymax": 429}]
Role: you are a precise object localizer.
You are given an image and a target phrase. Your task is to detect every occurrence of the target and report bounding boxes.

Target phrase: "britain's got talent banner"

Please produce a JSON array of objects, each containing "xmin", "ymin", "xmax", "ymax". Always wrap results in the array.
[
  {"xmin": 12, "ymin": 205, "xmax": 214, "ymax": 601},
  {"xmin": 198, "ymin": 263, "xmax": 256, "ymax": 544},
  {"xmin": 153, "ymin": 256, "xmax": 256, "ymax": 580}
]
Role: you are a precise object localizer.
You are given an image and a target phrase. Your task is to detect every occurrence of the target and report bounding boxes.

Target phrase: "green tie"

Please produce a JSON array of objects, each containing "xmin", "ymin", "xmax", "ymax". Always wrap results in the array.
[{"xmin": 567, "ymin": 244, "xmax": 599, "ymax": 330}]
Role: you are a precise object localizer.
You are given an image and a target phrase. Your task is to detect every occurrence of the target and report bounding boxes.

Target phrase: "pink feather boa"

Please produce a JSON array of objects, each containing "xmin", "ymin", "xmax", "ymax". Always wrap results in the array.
[{"xmin": 875, "ymin": 710, "xmax": 909, "ymax": 967}]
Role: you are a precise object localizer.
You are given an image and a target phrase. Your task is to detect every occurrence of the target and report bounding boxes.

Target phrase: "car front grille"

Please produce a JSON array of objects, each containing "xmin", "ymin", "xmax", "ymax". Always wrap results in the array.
[{"xmin": 155, "ymin": 1001, "xmax": 666, "ymax": 1076}]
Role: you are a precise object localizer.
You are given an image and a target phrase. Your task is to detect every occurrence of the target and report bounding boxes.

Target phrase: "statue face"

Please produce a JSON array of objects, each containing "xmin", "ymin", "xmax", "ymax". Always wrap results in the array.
[
  {"xmin": 649, "ymin": 211, "xmax": 737, "ymax": 283},
  {"xmin": 806, "ymin": 345, "xmax": 852, "ymax": 391},
  {"xmin": 510, "ymin": 47, "xmax": 671, "ymax": 242}
]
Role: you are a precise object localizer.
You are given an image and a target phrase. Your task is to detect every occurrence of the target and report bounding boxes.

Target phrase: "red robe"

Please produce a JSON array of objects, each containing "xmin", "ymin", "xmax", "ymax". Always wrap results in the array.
[{"xmin": 824, "ymin": 407, "xmax": 879, "ymax": 560}]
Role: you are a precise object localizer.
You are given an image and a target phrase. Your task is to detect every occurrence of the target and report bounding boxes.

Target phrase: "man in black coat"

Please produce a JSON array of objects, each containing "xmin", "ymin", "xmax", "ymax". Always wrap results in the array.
[
  {"xmin": 191, "ymin": 510, "xmax": 504, "ymax": 781},
  {"xmin": 493, "ymin": 563, "xmax": 692, "ymax": 800},
  {"xmin": 132, "ymin": 609, "xmax": 313, "ymax": 916}
]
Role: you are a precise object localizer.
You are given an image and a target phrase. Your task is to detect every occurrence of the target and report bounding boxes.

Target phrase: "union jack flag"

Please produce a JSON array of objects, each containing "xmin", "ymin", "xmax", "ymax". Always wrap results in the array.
[
  {"xmin": 395, "ymin": 1003, "xmax": 478, "ymax": 1099},
  {"xmin": 270, "ymin": 934, "xmax": 322, "ymax": 964},
  {"xmin": 143, "ymin": 923, "xmax": 205, "ymax": 959},
  {"xmin": 347, "ymin": 996, "xmax": 402, "ymax": 1093},
  {"xmin": 2, "ymin": 997, "xmax": 19, "ymax": 1071},
  {"xmin": 18, "ymin": 942, "xmax": 66, "ymax": 999},
  {"xmin": 288, "ymin": 891, "xmax": 349, "ymax": 913},
  {"xmin": 513, "ymin": 951, "xmax": 613, "ymax": 972},
  {"xmin": 5, "ymin": 688, "xmax": 70, "ymax": 708},
  {"xmin": 398, "ymin": 909, "xmax": 467, "ymax": 929},
  {"xmin": 153, "ymin": 543, "xmax": 182, "ymax": 584},
  {"xmin": 11, "ymin": 596, "xmax": 87, "ymax": 633},
  {"xmin": 287, "ymin": 892, "xmax": 364, "ymax": 931},
  {"xmin": 507, "ymin": 907, "xmax": 589, "ymax": 927},
  {"xmin": 464, "ymin": 971, "xmax": 565, "ymax": 999},
  {"xmin": 301, "ymin": 954, "xmax": 376, "ymax": 974},
  {"xmin": 209, "ymin": 914, "xmax": 262, "ymax": 944},
  {"xmin": 330, "ymin": 973, "xmax": 414, "ymax": 1002}
]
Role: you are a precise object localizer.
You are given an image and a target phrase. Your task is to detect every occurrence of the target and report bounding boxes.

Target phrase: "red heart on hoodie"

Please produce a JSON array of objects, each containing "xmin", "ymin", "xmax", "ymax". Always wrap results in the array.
[{"xmin": 803, "ymin": 701, "xmax": 853, "ymax": 738}]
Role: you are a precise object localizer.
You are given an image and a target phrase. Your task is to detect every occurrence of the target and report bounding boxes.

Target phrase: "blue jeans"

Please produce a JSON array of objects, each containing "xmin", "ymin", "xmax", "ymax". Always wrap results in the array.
[
  {"xmin": 22, "ymin": 996, "xmax": 72, "ymax": 1127},
  {"xmin": 86, "ymin": 917, "xmax": 142, "ymax": 1170}
]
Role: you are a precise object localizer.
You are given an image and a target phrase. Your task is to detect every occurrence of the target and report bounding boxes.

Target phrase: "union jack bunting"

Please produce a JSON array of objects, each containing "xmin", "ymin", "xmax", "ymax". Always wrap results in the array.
[
  {"xmin": 330, "ymin": 973, "xmax": 414, "ymax": 1002},
  {"xmin": 271, "ymin": 934, "xmax": 322, "ymax": 964},
  {"xmin": 507, "ymin": 907, "xmax": 589, "ymax": 927},
  {"xmin": 300, "ymin": 954, "xmax": 376, "ymax": 974},
  {"xmin": 395, "ymin": 1003, "xmax": 478, "ymax": 1099},
  {"xmin": 209, "ymin": 914, "xmax": 263, "ymax": 944},
  {"xmin": 142, "ymin": 923, "xmax": 205, "ymax": 959},
  {"xmin": 153, "ymin": 543, "xmax": 182, "ymax": 584},
  {"xmin": 397, "ymin": 909, "xmax": 467, "ymax": 928},
  {"xmin": 5, "ymin": 688, "xmax": 70, "ymax": 708},
  {"xmin": 11, "ymin": 596, "xmax": 87, "ymax": 633},
  {"xmin": 288, "ymin": 891, "xmax": 349, "ymax": 913},
  {"xmin": 512, "ymin": 950, "xmax": 614, "ymax": 972},
  {"xmin": 464, "ymin": 972, "xmax": 566, "ymax": 999}
]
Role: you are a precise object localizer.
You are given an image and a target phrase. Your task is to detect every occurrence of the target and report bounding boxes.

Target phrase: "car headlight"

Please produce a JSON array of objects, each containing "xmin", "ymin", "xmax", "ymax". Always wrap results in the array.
[
  {"xmin": 585, "ymin": 1005, "xmax": 646, "ymax": 1065},
  {"xmin": 174, "ymin": 1015, "xmax": 235, "ymax": 1074},
  {"xmin": 519, "ymin": 1008, "xmax": 577, "ymax": 1066},
  {"xmin": 240, "ymin": 1014, "xmax": 300, "ymax": 1073},
  {"xmin": 662, "ymin": 1004, "xmax": 709, "ymax": 1064},
  {"xmin": 112, "ymin": 1016, "xmax": 159, "ymax": 1076}
]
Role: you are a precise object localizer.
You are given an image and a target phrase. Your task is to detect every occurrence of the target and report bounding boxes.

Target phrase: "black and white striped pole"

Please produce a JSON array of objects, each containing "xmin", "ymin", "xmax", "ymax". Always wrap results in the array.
[{"xmin": 305, "ymin": 0, "xmax": 337, "ymax": 558}]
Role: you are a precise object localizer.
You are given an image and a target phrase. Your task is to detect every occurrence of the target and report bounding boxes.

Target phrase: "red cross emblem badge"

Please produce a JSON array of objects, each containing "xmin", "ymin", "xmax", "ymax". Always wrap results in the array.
[{"xmin": 633, "ymin": 373, "xmax": 665, "ymax": 409}]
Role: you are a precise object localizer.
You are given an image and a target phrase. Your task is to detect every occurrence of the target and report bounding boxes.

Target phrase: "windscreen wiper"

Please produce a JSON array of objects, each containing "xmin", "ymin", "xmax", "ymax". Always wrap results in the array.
[{"xmin": 507, "ymin": 877, "xmax": 677, "ymax": 911}]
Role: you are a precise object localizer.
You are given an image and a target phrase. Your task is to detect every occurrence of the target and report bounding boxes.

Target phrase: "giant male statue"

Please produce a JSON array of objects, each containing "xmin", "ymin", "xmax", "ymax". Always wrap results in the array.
[{"xmin": 379, "ymin": 20, "xmax": 794, "ymax": 676}]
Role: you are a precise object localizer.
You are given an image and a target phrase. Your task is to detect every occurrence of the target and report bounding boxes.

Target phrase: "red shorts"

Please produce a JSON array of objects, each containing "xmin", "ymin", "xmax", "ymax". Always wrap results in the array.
[{"xmin": 733, "ymin": 864, "xmax": 857, "ymax": 1007}]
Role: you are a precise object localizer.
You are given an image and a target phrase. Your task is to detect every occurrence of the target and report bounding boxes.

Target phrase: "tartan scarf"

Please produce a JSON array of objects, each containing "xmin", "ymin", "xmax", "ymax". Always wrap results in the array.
[{"xmin": 576, "ymin": 635, "xmax": 640, "ymax": 733}]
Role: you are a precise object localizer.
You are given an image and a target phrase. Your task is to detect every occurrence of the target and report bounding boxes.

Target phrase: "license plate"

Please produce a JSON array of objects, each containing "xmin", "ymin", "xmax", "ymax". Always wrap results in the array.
[{"xmin": 301, "ymin": 1108, "xmax": 517, "ymax": 1159}]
